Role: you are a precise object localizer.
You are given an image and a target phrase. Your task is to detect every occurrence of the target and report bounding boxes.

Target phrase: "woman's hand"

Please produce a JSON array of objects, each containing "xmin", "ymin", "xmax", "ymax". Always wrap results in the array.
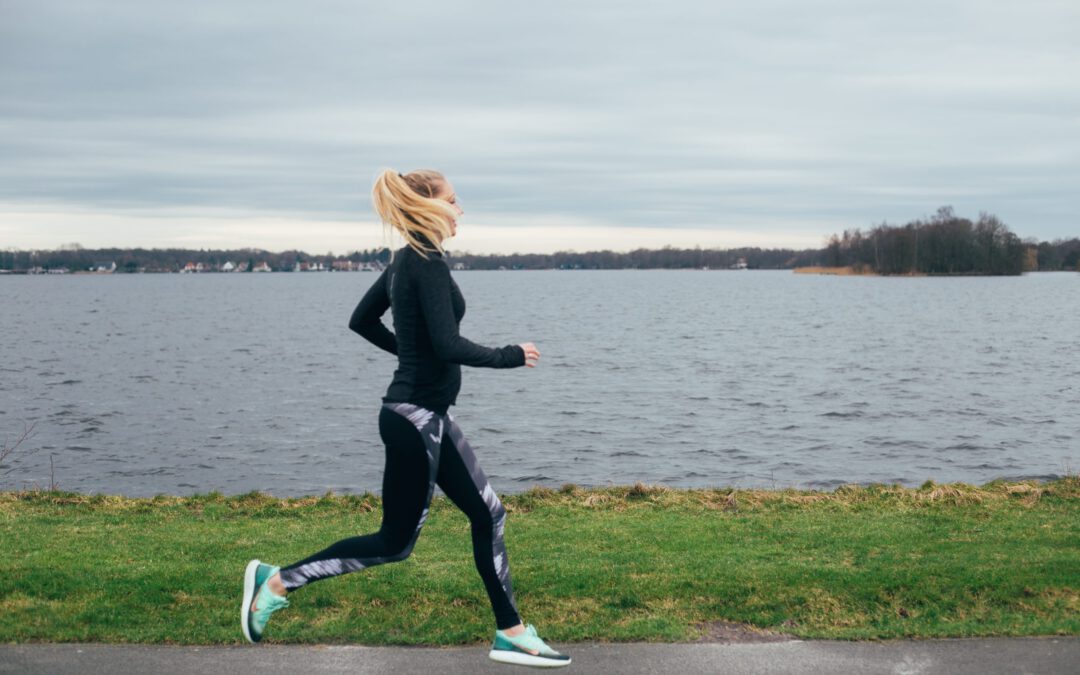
[{"xmin": 519, "ymin": 342, "xmax": 540, "ymax": 368}]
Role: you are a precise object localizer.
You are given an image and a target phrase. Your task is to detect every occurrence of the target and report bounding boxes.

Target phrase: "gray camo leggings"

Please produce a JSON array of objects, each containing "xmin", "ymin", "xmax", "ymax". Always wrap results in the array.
[{"xmin": 278, "ymin": 402, "xmax": 521, "ymax": 629}]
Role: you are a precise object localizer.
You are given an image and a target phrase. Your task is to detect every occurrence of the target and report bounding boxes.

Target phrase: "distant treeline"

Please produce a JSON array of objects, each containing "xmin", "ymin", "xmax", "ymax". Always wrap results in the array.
[
  {"xmin": 2, "ymin": 208, "xmax": 1078, "ymax": 273},
  {"xmin": 0, "ymin": 246, "xmax": 393, "ymax": 274},
  {"xmin": 451, "ymin": 247, "xmax": 818, "ymax": 270},
  {"xmin": 824, "ymin": 207, "xmax": 1079, "ymax": 275},
  {"xmin": 0, "ymin": 244, "xmax": 815, "ymax": 272}
]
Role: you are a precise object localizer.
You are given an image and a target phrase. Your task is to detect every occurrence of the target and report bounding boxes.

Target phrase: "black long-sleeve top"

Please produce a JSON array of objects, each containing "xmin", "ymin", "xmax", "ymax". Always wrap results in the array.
[{"xmin": 349, "ymin": 245, "xmax": 525, "ymax": 414}]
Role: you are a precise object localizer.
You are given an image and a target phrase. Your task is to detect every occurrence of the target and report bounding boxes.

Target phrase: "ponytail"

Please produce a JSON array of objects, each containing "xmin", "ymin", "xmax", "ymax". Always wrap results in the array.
[{"xmin": 371, "ymin": 169, "xmax": 456, "ymax": 258}]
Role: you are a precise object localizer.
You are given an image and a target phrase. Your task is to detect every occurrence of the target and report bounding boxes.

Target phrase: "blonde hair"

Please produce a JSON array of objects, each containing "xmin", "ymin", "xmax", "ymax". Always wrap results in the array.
[{"xmin": 371, "ymin": 169, "xmax": 456, "ymax": 258}]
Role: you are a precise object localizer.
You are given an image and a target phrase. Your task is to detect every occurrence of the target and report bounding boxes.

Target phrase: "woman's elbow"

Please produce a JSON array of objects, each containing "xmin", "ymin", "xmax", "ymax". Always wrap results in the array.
[
  {"xmin": 349, "ymin": 316, "xmax": 374, "ymax": 336},
  {"xmin": 431, "ymin": 337, "xmax": 465, "ymax": 363}
]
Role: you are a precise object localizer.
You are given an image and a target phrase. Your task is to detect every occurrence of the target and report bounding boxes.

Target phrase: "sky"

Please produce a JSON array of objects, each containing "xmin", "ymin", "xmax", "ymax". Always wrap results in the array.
[{"xmin": 1, "ymin": 0, "xmax": 1077, "ymax": 254}]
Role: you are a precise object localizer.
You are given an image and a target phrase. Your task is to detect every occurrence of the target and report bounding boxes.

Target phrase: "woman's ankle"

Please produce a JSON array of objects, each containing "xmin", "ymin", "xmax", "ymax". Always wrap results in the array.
[{"xmin": 267, "ymin": 572, "xmax": 287, "ymax": 596}]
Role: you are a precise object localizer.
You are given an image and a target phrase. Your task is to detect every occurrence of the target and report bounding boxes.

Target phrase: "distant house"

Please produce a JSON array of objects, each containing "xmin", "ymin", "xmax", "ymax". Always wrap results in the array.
[
  {"xmin": 181, "ymin": 262, "xmax": 196, "ymax": 273},
  {"xmin": 253, "ymin": 262, "xmax": 272, "ymax": 272},
  {"xmin": 452, "ymin": 262, "xmax": 467, "ymax": 271},
  {"xmin": 221, "ymin": 261, "xmax": 236, "ymax": 272},
  {"xmin": 236, "ymin": 261, "xmax": 249, "ymax": 272},
  {"xmin": 92, "ymin": 261, "xmax": 116, "ymax": 273}
]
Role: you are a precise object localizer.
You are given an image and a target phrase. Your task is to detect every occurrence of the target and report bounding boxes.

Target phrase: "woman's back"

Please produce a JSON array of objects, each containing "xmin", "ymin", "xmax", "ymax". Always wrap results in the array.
[
  {"xmin": 385, "ymin": 245, "xmax": 465, "ymax": 414},
  {"xmin": 351, "ymin": 244, "xmax": 524, "ymax": 416}
]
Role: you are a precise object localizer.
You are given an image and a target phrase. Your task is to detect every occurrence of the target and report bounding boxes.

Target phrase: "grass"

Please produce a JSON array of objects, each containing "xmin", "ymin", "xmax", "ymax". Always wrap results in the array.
[{"xmin": 1, "ymin": 478, "xmax": 1077, "ymax": 645}]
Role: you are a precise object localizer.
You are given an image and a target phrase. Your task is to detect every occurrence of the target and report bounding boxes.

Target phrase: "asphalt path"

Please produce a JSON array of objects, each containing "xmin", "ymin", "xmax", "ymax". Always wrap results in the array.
[{"xmin": 2, "ymin": 638, "xmax": 1078, "ymax": 674}]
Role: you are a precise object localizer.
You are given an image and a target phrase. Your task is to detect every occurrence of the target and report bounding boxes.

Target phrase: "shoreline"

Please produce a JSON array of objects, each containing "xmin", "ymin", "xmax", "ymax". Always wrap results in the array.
[
  {"xmin": 790, "ymin": 266, "xmax": 1062, "ymax": 277},
  {"xmin": 1, "ymin": 475, "xmax": 1072, "ymax": 504},
  {"xmin": 794, "ymin": 266, "xmax": 912, "ymax": 276}
]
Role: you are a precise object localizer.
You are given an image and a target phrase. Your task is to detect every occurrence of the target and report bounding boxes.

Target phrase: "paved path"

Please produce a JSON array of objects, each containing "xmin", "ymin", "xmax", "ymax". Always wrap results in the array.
[{"xmin": 2, "ymin": 638, "xmax": 1078, "ymax": 674}]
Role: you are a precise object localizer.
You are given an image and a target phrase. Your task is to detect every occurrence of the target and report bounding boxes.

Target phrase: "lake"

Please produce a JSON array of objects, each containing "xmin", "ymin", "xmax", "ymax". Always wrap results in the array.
[{"xmin": 1, "ymin": 270, "xmax": 1077, "ymax": 496}]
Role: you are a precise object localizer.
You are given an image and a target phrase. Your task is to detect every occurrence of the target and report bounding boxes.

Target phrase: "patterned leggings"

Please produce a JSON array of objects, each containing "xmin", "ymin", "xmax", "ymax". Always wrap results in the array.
[{"xmin": 278, "ymin": 402, "xmax": 521, "ymax": 629}]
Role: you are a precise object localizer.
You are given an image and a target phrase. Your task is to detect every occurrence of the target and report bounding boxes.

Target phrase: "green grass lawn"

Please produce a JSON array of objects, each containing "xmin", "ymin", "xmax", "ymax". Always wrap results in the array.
[{"xmin": 1, "ymin": 478, "xmax": 1077, "ymax": 645}]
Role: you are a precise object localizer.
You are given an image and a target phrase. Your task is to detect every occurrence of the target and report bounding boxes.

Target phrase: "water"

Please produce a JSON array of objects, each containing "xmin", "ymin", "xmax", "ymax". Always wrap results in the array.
[{"xmin": 1, "ymin": 271, "xmax": 1077, "ymax": 496}]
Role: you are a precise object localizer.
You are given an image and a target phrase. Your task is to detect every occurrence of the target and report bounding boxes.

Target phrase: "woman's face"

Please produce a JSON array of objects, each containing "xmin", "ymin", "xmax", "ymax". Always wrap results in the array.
[{"xmin": 435, "ymin": 180, "xmax": 463, "ymax": 237}]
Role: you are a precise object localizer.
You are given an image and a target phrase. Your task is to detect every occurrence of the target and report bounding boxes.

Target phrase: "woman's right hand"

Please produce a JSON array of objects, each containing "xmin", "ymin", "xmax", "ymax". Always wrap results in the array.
[{"xmin": 519, "ymin": 342, "xmax": 540, "ymax": 368}]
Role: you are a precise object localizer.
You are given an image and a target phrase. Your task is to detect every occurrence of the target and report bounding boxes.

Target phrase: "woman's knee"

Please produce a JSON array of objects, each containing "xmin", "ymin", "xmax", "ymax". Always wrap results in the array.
[
  {"xmin": 377, "ymin": 529, "xmax": 418, "ymax": 562},
  {"xmin": 386, "ymin": 543, "xmax": 414, "ymax": 563},
  {"xmin": 470, "ymin": 499, "xmax": 507, "ymax": 534}
]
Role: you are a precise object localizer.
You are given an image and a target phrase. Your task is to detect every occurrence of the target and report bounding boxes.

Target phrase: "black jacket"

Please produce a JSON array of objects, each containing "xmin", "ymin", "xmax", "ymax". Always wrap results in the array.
[{"xmin": 349, "ymin": 245, "xmax": 525, "ymax": 414}]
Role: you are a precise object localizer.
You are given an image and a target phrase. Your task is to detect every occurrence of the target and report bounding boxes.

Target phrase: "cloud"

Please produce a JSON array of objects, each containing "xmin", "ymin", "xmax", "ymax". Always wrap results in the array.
[{"xmin": 1, "ymin": 0, "xmax": 1078, "ymax": 250}]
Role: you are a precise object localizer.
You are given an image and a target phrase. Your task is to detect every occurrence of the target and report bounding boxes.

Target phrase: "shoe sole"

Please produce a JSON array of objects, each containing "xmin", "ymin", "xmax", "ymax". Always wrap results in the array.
[
  {"xmin": 241, "ymin": 559, "xmax": 260, "ymax": 643},
  {"xmin": 489, "ymin": 649, "xmax": 571, "ymax": 668}
]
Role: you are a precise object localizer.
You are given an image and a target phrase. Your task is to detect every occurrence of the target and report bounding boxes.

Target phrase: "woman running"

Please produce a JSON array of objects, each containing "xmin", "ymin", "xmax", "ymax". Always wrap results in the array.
[{"xmin": 241, "ymin": 168, "xmax": 570, "ymax": 668}]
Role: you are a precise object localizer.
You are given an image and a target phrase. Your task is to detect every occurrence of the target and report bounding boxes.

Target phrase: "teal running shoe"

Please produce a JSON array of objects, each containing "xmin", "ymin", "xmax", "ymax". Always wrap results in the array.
[
  {"xmin": 489, "ymin": 624, "xmax": 571, "ymax": 668},
  {"xmin": 241, "ymin": 559, "xmax": 289, "ymax": 643}
]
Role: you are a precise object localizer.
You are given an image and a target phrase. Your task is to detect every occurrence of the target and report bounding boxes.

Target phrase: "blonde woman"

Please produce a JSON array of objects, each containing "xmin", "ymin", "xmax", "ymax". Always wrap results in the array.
[{"xmin": 241, "ymin": 169, "xmax": 570, "ymax": 667}]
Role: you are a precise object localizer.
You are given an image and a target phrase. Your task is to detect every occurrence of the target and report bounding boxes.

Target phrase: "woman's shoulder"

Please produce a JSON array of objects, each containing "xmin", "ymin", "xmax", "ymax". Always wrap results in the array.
[{"xmin": 398, "ymin": 246, "xmax": 449, "ymax": 279}]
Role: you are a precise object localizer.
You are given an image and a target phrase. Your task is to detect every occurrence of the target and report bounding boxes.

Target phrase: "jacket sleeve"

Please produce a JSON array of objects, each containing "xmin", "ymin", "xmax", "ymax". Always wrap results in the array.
[
  {"xmin": 348, "ymin": 267, "xmax": 398, "ymax": 355},
  {"xmin": 416, "ymin": 259, "xmax": 526, "ymax": 368}
]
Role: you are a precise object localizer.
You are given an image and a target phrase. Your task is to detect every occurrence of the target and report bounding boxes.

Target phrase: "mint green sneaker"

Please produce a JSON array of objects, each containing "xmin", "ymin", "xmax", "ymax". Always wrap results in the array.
[
  {"xmin": 241, "ymin": 559, "xmax": 289, "ymax": 643},
  {"xmin": 489, "ymin": 624, "xmax": 571, "ymax": 667}
]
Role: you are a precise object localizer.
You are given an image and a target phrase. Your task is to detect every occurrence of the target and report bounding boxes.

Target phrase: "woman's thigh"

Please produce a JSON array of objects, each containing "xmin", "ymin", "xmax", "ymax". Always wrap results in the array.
[
  {"xmin": 378, "ymin": 405, "xmax": 437, "ymax": 541},
  {"xmin": 435, "ymin": 417, "xmax": 502, "ymax": 524}
]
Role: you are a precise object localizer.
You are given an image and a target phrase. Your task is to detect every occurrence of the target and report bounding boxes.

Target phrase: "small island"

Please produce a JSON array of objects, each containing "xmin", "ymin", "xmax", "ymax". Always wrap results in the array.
[{"xmin": 804, "ymin": 207, "xmax": 1053, "ymax": 276}]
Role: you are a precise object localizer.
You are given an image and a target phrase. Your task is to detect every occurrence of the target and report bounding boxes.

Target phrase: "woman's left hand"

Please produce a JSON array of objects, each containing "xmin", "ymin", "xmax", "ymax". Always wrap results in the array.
[{"xmin": 519, "ymin": 342, "xmax": 540, "ymax": 368}]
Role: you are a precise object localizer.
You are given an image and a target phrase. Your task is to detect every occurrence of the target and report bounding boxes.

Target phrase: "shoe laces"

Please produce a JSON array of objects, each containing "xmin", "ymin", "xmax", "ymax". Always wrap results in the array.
[{"xmin": 510, "ymin": 624, "xmax": 556, "ymax": 655}]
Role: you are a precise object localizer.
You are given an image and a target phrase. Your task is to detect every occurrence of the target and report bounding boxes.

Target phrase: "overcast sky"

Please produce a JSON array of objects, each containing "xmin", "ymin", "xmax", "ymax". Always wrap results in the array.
[{"xmin": 1, "ymin": 0, "xmax": 1077, "ymax": 254}]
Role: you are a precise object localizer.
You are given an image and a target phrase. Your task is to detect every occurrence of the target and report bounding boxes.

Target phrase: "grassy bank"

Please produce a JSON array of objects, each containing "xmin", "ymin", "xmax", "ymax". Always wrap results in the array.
[{"xmin": 1, "ymin": 479, "xmax": 1077, "ymax": 645}]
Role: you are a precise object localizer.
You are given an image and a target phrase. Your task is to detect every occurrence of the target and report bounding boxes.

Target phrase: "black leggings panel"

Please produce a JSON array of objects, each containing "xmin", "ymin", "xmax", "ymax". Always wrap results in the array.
[{"xmin": 277, "ymin": 403, "xmax": 521, "ymax": 629}]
